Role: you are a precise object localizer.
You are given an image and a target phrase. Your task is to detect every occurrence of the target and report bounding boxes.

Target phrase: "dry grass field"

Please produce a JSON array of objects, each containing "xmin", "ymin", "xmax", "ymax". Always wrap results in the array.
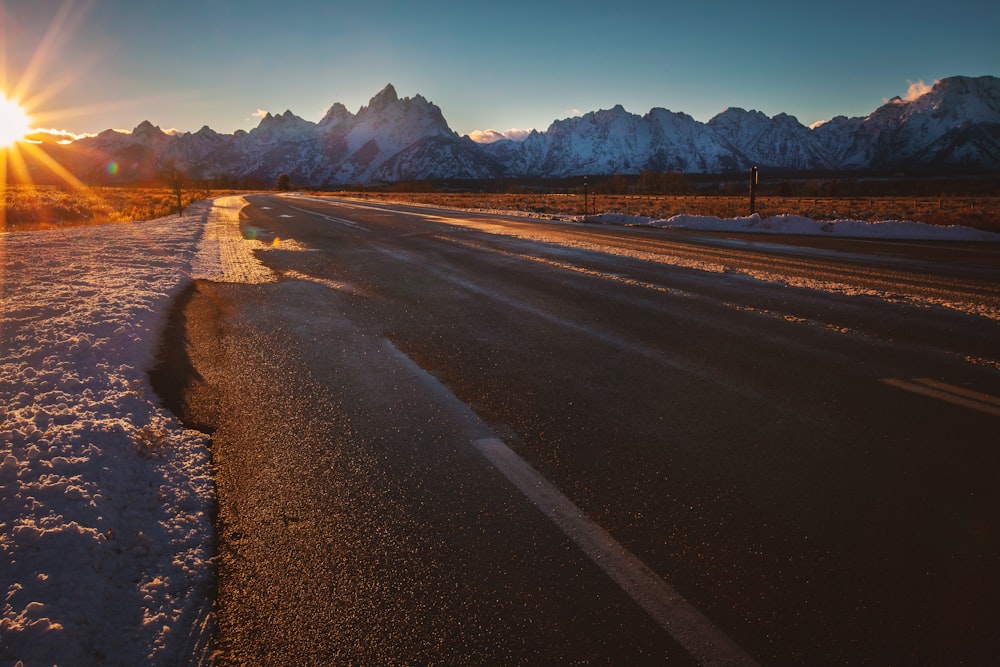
[
  {"xmin": 1, "ymin": 185, "xmax": 234, "ymax": 231},
  {"xmin": 333, "ymin": 191, "xmax": 1000, "ymax": 233},
  {"xmin": 3, "ymin": 185, "xmax": 998, "ymax": 234}
]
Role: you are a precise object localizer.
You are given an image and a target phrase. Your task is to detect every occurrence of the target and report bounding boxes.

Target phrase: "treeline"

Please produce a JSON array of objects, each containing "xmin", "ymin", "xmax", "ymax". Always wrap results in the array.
[{"xmin": 334, "ymin": 170, "xmax": 1000, "ymax": 198}]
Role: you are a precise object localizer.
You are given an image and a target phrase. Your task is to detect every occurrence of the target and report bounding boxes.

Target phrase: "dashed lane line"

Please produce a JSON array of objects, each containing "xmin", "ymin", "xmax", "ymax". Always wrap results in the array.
[
  {"xmin": 881, "ymin": 377, "xmax": 1000, "ymax": 417},
  {"xmin": 286, "ymin": 205, "xmax": 371, "ymax": 232},
  {"xmin": 473, "ymin": 437, "xmax": 760, "ymax": 667}
]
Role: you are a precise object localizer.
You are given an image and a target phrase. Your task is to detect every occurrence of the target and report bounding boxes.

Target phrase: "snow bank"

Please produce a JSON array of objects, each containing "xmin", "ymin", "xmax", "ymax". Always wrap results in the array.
[
  {"xmin": 0, "ymin": 195, "xmax": 261, "ymax": 665},
  {"xmin": 591, "ymin": 212, "xmax": 1000, "ymax": 241}
]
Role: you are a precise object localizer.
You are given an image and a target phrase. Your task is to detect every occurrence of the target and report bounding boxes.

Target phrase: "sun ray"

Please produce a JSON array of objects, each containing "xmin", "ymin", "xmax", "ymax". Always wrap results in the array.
[
  {"xmin": 0, "ymin": 0, "xmax": 159, "ymax": 232},
  {"xmin": 1, "ymin": 0, "xmax": 114, "ymax": 207},
  {"xmin": 1, "ymin": 148, "xmax": 7, "ymax": 229},
  {"xmin": 15, "ymin": 142, "xmax": 87, "ymax": 190},
  {"xmin": 5, "ymin": 142, "xmax": 33, "ymax": 185},
  {"xmin": 11, "ymin": 0, "xmax": 92, "ymax": 103},
  {"xmin": 18, "ymin": 48, "xmax": 104, "ymax": 116}
]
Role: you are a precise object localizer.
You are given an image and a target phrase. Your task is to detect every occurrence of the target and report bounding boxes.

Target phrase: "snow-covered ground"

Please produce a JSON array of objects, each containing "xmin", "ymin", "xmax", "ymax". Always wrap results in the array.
[
  {"xmin": 590, "ymin": 211, "xmax": 1000, "ymax": 241},
  {"xmin": 0, "ymin": 196, "xmax": 271, "ymax": 666},
  {"xmin": 1, "ymin": 195, "xmax": 997, "ymax": 665}
]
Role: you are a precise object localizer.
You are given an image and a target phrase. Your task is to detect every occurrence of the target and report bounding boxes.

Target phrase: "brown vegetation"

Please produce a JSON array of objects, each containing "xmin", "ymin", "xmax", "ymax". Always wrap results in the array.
[
  {"xmin": 330, "ymin": 191, "xmax": 1000, "ymax": 233},
  {"xmin": 1, "ymin": 185, "xmax": 237, "ymax": 231},
  {"xmin": 3, "ymin": 183, "xmax": 998, "ymax": 234}
]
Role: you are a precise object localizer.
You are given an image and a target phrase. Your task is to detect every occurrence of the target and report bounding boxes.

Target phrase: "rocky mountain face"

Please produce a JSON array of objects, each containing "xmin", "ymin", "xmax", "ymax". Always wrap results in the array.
[
  {"xmin": 36, "ymin": 76, "xmax": 1000, "ymax": 186},
  {"xmin": 488, "ymin": 75, "xmax": 1000, "ymax": 177}
]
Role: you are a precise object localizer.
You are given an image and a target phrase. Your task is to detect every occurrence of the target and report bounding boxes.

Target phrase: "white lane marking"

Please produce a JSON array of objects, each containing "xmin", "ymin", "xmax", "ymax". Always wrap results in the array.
[
  {"xmin": 281, "ymin": 269, "xmax": 359, "ymax": 294},
  {"xmin": 379, "ymin": 338, "xmax": 758, "ymax": 664},
  {"xmin": 287, "ymin": 205, "xmax": 370, "ymax": 232},
  {"xmin": 473, "ymin": 437, "xmax": 760, "ymax": 667},
  {"xmin": 284, "ymin": 194, "xmax": 1000, "ymax": 322},
  {"xmin": 882, "ymin": 378, "xmax": 1000, "ymax": 417}
]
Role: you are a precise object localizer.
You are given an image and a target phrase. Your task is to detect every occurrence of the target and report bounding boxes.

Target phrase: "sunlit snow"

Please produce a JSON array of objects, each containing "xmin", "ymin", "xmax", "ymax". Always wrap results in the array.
[{"xmin": 0, "ymin": 196, "xmax": 270, "ymax": 664}]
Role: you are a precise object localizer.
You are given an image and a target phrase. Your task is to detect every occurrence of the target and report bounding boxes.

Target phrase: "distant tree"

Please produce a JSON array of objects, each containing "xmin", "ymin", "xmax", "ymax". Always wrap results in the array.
[
  {"xmin": 276, "ymin": 173, "xmax": 291, "ymax": 191},
  {"xmin": 159, "ymin": 160, "xmax": 186, "ymax": 216},
  {"xmin": 609, "ymin": 173, "xmax": 629, "ymax": 195},
  {"xmin": 828, "ymin": 177, "xmax": 840, "ymax": 197}
]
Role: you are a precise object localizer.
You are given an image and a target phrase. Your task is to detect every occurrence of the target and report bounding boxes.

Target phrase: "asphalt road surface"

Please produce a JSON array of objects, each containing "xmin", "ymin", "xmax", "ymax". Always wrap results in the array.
[{"xmin": 157, "ymin": 194, "xmax": 1000, "ymax": 665}]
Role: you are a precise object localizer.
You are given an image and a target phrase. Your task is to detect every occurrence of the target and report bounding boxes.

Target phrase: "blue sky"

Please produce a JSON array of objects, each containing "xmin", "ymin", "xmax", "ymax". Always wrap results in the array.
[{"xmin": 4, "ymin": 0, "xmax": 998, "ymax": 140}]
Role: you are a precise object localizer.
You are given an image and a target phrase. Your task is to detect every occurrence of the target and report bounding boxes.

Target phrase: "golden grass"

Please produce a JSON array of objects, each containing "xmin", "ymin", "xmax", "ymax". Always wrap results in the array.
[
  {"xmin": 1, "ymin": 185, "xmax": 237, "ymax": 232},
  {"xmin": 331, "ymin": 191, "xmax": 1000, "ymax": 233},
  {"xmin": 3, "ymin": 186, "xmax": 998, "ymax": 234}
]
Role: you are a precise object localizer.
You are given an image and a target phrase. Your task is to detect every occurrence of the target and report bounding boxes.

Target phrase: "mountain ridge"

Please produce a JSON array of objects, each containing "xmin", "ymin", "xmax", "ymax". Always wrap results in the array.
[{"xmin": 28, "ymin": 75, "xmax": 1000, "ymax": 185}]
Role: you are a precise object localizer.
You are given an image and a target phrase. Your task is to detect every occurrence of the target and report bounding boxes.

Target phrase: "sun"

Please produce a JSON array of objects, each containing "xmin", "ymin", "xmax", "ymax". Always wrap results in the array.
[{"xmin": 0, "ymin": 93, "xmax": 32, "ymax": 148}]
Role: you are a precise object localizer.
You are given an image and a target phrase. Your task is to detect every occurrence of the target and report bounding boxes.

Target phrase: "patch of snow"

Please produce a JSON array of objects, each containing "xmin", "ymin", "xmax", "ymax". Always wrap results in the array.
[
  {"xmin": 590, "ymin": 212, "xmax": 1000, "ymax": 242},
  {"xmin": 0, "ymin": 195, "xmax": 270, "ymax": 665}
]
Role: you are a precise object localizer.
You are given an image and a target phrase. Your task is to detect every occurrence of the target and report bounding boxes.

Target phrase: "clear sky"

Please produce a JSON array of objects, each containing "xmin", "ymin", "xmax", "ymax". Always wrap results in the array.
[{"xmin": 3, "ymin": 0, "xmax": 998, "ymax": 141}]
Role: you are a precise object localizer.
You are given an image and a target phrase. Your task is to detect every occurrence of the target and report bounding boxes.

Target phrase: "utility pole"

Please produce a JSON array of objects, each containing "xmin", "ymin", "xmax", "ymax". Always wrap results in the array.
[
  {"xmin": 583, "ymin": 176, "xmax": 589, "ymax": 216},
  {"xmin": 749, "ymin": 166, "xmax": 759, "ymax": 215}
]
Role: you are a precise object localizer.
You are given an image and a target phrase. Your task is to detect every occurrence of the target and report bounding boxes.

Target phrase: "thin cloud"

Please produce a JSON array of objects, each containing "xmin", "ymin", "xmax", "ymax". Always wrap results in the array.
[
  {"xmin": 468, "ymin": 128, "xmax": 532, "ymax": 143},
  {"xmin": 886, "ymin": 79, "xmax": 935, "ymax": 104},
  {"xmin": 903, "ymin": 80, "xmax": 933, "ymax": 101},
  {"xmin": 251, "ymin": 108, "xmax": 269, "ymax": 119},
  {"xmin": 24, "ymin": 127, "xmax": 96, "ymax": 144}
]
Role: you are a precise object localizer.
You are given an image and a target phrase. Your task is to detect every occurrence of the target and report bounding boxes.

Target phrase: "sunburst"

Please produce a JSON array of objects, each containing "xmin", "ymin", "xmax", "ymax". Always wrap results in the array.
[
  {"xmin": 0, "ymin": 94, "xmax": 31, "ymax": 147},
  {"xmin": 1, "ymin": 1, "xmax": 103, "ymax": 229}
]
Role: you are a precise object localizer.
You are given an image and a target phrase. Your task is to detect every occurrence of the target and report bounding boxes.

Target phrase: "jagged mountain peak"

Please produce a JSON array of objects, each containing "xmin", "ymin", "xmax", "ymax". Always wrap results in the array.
[
  {"xmin": 772, "ymin": 112, "xmax": 804, "ymax": 125},
  {"xmin": 255, "ymin": 110, "xmax": 311, "ymax": 129},
  {"xmin": 258, "ymin": 109, "xmax": 305, "ymax": 124},
  {"xmin": 319, "ymin": 102, "xmax": 352, "ymax": 129},
  {"xmin": 53, "ymin": 76, "xmax": 1000, "ymax": 186},
  {"xmin": 708, "ymin": 107, "xmax": 770, "ymax": 125},
  {"xmin": 364, "ymin": 83, "xmax": 400, "ymax": 113},
  {"xmin": 132, "ymin": 120, "xmax": 163, "ymax": 135},
  {"xmin": 355, "ymin": 84, "xmax": 442, "ymax": 121}
]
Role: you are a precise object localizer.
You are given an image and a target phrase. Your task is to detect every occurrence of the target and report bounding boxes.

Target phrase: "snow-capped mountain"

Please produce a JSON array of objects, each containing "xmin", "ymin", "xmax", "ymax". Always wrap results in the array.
[
  {"xmin": 812, "ymin": 75, "xmax": 1000, "ymax": 171},
  {"xmin": 488, "ymin": 76, "xmax": 1000, "ymax": 177},
  {"xmin": 500, "ymin": 106, "xmax": 743, "ymax": 177},
  {"xmin": 33, "ymin": 76, "xmax": 1000, "ymax": 186},
  {"xmin": 44, "ymin": 85, "xmax": 500, "ymax": 186},
  {"xmin": 707, "ymin": 109, "xmax": 834, "ymax": 171}
]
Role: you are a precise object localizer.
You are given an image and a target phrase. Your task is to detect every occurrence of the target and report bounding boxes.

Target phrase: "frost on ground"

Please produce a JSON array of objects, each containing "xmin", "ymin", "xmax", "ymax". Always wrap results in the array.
[
  {"xmin": 0, "ymin": 195, "xmax": 265, "ymax": 666},
  {"xmin": 593, "ymin": 211, "xmax": 1000, "ymax": 241}
]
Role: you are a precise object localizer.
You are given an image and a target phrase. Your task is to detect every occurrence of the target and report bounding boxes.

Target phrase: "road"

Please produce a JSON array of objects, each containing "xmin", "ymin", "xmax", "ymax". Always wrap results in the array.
[{"xmin": 157, "ymin": 194, "xmax": 1000, "ymax": 665}]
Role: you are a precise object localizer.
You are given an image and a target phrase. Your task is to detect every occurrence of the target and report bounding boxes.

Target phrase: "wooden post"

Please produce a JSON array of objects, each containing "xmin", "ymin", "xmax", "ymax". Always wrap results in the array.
[{"xmin": 749, "ymin": 166, "xmax": 758, "ymax": 215}]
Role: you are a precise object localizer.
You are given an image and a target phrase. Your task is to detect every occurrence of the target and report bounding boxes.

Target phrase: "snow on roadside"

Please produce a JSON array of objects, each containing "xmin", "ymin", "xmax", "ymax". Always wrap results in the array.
[
  {"xmin": 590, "ymin": 212, "xmax": 1000, "ymax": 241},
  {"xmin": 1, "ymin": 195, "xmax": 262, "ymax": 666},
  {"xmin": 319, "ymin": 193, "xmax": 1000, "ymax": 242}
]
